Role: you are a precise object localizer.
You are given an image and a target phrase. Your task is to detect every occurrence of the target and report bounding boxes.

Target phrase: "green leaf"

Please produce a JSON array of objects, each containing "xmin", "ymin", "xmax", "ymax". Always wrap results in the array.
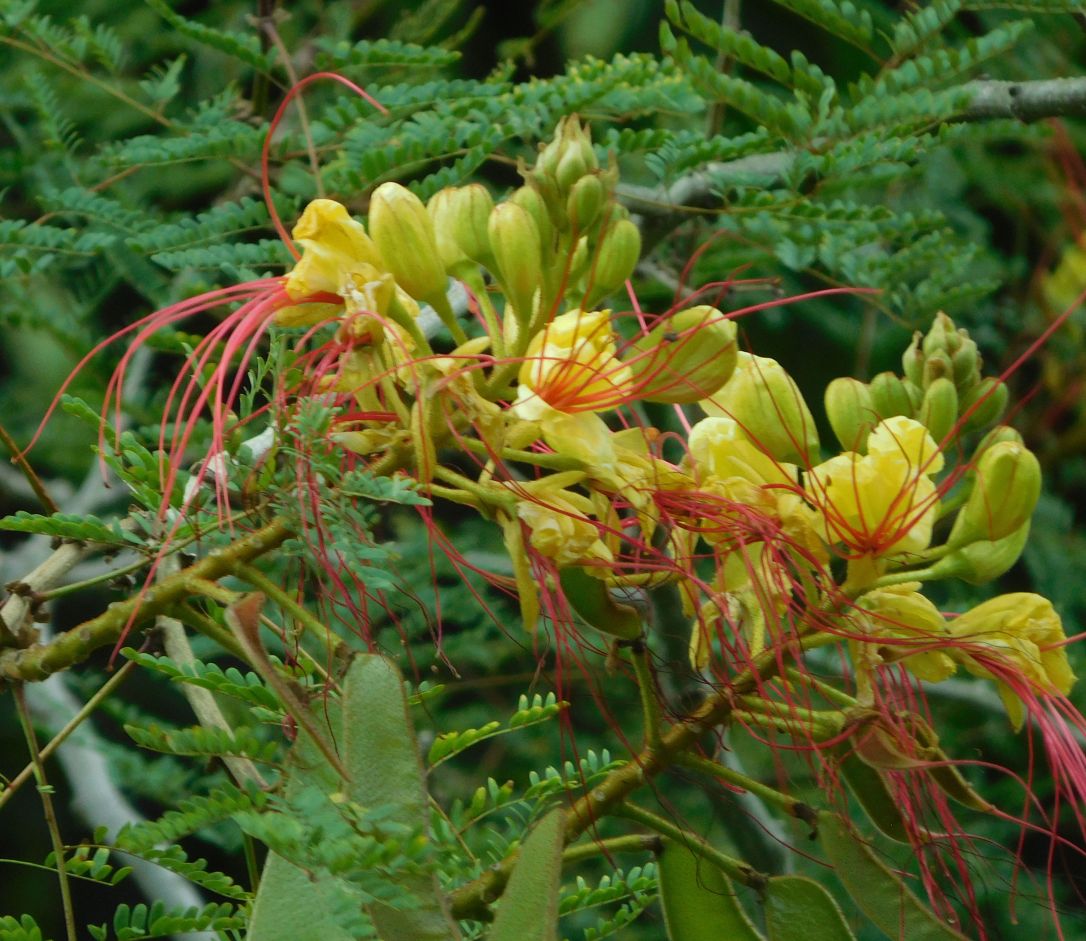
[
  {"xmin": 819, "ymin": 814, "xmax": 969, "ymax": 940},
  {"xmin": 247, "ymin": 851, "xmax": 353, "ymax": 941},
  {"xmin": 764, "ymin": 876, "xmax": 856, "ymax": 941},
  {"xmin": 343, "ymin": 655, "xmax": 461, "ymax": 941},
  {"xmin": 489, "ymin": 809, "xmax": 566, "ymax": 941},
  {"xmin": 658, "ymin": 839, "xmax": 763, "ymax": 941}
]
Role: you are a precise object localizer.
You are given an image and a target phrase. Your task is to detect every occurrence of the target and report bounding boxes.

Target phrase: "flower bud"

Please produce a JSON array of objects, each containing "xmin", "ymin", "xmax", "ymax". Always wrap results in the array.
[
  {"xmin": 960, "ymin": 377, "xmax": 1008, "ymax": 431},
  {"xmin": 825, "ymin": 377, "xmax": 875, "ymax": 451},
  {"xmin": 702, "ymin": 353, "xmax": 819, "ymax": 464},
  {"xmin": 947, "ymin": 440, "xmax": 1041, "ymax": 548},
  {"xmin": 283, "ymin": 198, "xmax": 385, "ymax": 303},
  {"xmin": 566, "ymin": 174, "xmax": 605, "ymax": 232},
  {"xmin": 535, "ymin": 116, "xmax": 598, "ymax": 188},
  {"xmin": 921, "ymin": 312, "xmax": 962, "ymax": 358},
  {"xmin": 902, "ymin": 332, "xmax": 924, "ymax": 387},
  {"xmin": 918, "ymin": 376, "xmax": 958, "ymax": 443},
  {"xmin": 488, "ymin": 202, "xmax": 543, "ymax": 326},
  {"xmin": 870, "ymin": 371, "xmax": 915, "ymax": 420},
  {"xmin": 931, "ymin": 521, "xmax": 1030, "ymax": 585},
  {"xmin": 625, "ymin": 306, "xmax": 738, "ymax": 404},
  {"xmin": 427, "ymin": 184, "xmax": 494, "ymax": 270},
  {"xmin": 923, "ymin": 350, "xmax": 954, "ymax": 387},
  {"xmin": 510, "ymin": 186, "xmax": 554, "ymax": 256},
  {"xmin": 584, "ymin": 218, "xmax": 641, "ymax": 308},
  {"xmin": 971, "ymin": 425, "xmax": 1023, "ymax": 465},
  {"xmin": 368, "ymin": 182, "xmax": 448, "ymax": 307},
  {"xmin": 951, "ymin": 336, "xmax": 981, "ymax": 389}
]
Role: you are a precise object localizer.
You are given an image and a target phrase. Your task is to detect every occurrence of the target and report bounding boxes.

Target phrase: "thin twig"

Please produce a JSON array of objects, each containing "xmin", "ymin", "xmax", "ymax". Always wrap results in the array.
[
  {"xmin": 13, "ymin": 685, "xmax": 78, "ymax": 941},
  {"xmin": 0, "ymin": 420, "xmax": 59, "ymax": 514}
]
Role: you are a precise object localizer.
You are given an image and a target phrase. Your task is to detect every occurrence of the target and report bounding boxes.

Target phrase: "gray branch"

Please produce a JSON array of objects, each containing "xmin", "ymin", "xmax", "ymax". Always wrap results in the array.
[{"xmin": 619, "ymin": 76, "xmax": 1086, "ymax": 246}]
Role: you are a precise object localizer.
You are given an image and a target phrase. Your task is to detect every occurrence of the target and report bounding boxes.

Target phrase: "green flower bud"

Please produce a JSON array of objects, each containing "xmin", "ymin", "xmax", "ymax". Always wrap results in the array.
[
  {"xmin": 902, "ymin": 332, "xmax": 924, "ymax": 387},
  {"xmin": 918, "ymin": 376, "xmax": 959, "ymax": 443},
  {"xmin": 427, "ymin": 184, "xmax": 494, "ymax": 269},
  {"xmin": 948, "ymin": 440, "xmax": 1041, "ymax": 548},
  {"xmin": 825, "ymin": 377, "xmax": 875, "ymax": 451},
  {"xmin": 584, "ymin": 218, "xmax": 641, "ymax": 308},
  {"xmin": 701, "ymin": 352, "xmax": 819, "ymax": 464},
  {"xmin": 510, "ymin": 186, "xmax": 554, "ymax": 257},
  {"xmin": 930, "ymin": 521, "xmax": 1030, "ymax": 585},
  {"xmin": 870, "ymin": 372, "xmax": 915, "ymax": 420},
  {"xmin": 368, "ymin": 182, "xmax": 448, "ymax": 307},
  {"xmin": 566, "ymin": 174, "xmax": 605, "ymax": 232},
  {"xmin": 923, "ymin": 350, "xmax": 954, "ymax": 387},
  {"xmin": 921, "ymin": 312, "xmax": 959, "ymax": 355},
  {"xmin": 951, "ymin": 336, "xmax": 981, "ymax": 389},
  {"xmin": 972, "ymin": 425, "xmax": 1023, "ymax": 463},
  {"xmin": 488, "ymin": 201, "xmax": 543, "ymax": 326},
  {"xmin": 535, "ymin": 115, "xmax": 598, "ymax": 187},
  {"xmin": 960, "ymin": 377, "xmax": 1008, "ymax": 431},
  {"xmin": 626, "ymin": 306, "xmax": 738, "ymax": 404}
]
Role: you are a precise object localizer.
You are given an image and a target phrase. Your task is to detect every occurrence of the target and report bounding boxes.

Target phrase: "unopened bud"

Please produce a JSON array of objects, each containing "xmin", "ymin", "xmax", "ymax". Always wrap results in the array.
[
  {"xmin": 972, "ymin": 425, "xmax": 1023, "ymax": 464},
  {"xmin": 922, "ymin": 312, "xmax": 963, "ymax": 358},
  {"xmin": 923, "ymin": 350, "xmax": 954, "ymax": 387},
  {"xmin": 902, "ymin": 332, "xmax": 924, "ymax": 387},
  {"xmin": 536, "ymin": 116, "xmax": 598, "ymax": 186},
  {"xmin": 368, "ymin": 182, "xmax": 448, "ymax": 307},
  {"xmin": 626, "ymin": 306, "xmax": 738, "ymax": 404},
  {"xmin": 427, "ymin": 184, "xmax": 494, "ymax": 270},
  {"xmin": 918, "ymin": 377, "xmax": 958, "ymax": 444},
  {"xmin": 948, "ymin": 440, "xmax": 1041, "ymax": 548},
  {"xmin": 584, "ymin": 218, "xmax": 641, "ymax": 308},
  {"xmin": 488, "ymin": 202, "xmax": 543, "ymax": 326},
  {"xmin": 825, "ymin": 377, "xmax": 876, "ymax": 451},
  {"xmin": 960, "ymin": 377, "xmax": 1008, "ymax": 431},
  {"xmin": 870, "ymin": 372, "xmax": 915, "ymax": 420},
  {"xmin": 510, "ymin": 186, "xmax": 554, "ymax": 255},
  {"xmin": 930, "ymin": 521, "xmax": 1030, "ymax": 585},
  {"xmin": 702, "ymin": 352, "xmax": 819, "ymax": 464},
  {"xmin": 567, "ymin": 174, "xmax": 605, "ymax": 232},
  {"xmin": 951, "ymin": 336, "xmax": 981, "ymax": 389}
]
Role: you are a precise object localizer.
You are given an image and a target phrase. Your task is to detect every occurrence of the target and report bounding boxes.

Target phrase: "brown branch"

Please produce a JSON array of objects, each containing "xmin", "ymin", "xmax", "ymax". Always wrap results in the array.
[{"xmin": 0, "ymin": 518, "xmax": 291, "ymax": 684}]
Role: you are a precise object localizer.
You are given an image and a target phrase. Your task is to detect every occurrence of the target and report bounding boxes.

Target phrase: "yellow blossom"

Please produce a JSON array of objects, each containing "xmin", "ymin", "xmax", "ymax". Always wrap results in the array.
[
  {"xmin": 283, "ymin": 199, "xmax": 385, "ymax": 303},
  {"xmin": 808, "ymin": 415, "xmax": 943, "ymax": 557},
  {"xmin": 949, "ymin": 593, "xmax": 1076, "ymax": 730},
  {"xmin": 858, "ymin": 583, "xmax": 956, "ymax": 683},
  {"xmin": 512, "ymin": 478, "xmax": 613, "ymax": 567}
]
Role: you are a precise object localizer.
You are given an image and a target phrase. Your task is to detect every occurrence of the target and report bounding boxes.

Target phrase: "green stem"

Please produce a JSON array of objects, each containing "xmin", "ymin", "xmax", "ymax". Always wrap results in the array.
[
  {"xmin": 429, "ymin": 292, "xmax": 470, "ymax": 346},
  {"xmin": 561, "ymin": 833, "xmax": 662, "ymax": 866},
  {"xmin": 626, "ymin": 640, "xmax": 664, "ymax": 750},
  {"xmin": 13, "ymin": 686, "xmax": 78, "ymax": 941},
  {"xmin": 232, "ymin": 563, "xmax": 350, "ymax": 662},
  {"xmin": 615, "ymin": 801, "xmax": 767, "ymax": 890},
  {"xmin": 459, "ymin": 269, "xmax": 505, "ymax": 357},
  {"xmin": 0, "ymin": 661, "xmax": 136, "ymax": 812},
  {"xmin": 678, "ymin": 752, "xmax": 817, "ymax": 825},
  {"xmin": 0, "ymin": 419, "xmax": 59, "ymax": 514},
  {"xmin": 783, "ymin": 666, "xmax": 858, "ymax": 710},
  {"xmin": 0, "ymin": 518, "xmax": 291, "ymax": 683}
]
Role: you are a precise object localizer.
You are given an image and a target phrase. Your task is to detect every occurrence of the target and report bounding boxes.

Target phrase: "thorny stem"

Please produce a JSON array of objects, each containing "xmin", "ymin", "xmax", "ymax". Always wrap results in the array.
[
  {"xmin": 13, "ymin": 685, "xmax": 78, "ymax": 941},
  {"xmin": 448, "ymin": 638, "xmax": 822, "ymax": 918},
  {"xmin": 0, "ymin": 517, "xmax": 292, "ymax": 683},
  {"xmin": 0, "ymin": 660, "xmax": 136, "ymax": 813},
  {"xmin": 615, "ymin": 801, "xmax": 767, "ymax": 890}
]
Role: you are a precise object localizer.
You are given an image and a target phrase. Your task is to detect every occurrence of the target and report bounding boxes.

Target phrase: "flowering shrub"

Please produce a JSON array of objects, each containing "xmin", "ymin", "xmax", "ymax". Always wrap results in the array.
[{"xmin": 2, "ymin": 106, "xmax": 1084, "ymax": 941}]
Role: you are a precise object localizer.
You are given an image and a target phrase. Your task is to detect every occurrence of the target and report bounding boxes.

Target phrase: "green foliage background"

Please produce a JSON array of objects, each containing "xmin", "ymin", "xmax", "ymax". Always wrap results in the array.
[{"xmin": 1, "ymin": 0, "xmax": 1086, "ymax": 939}]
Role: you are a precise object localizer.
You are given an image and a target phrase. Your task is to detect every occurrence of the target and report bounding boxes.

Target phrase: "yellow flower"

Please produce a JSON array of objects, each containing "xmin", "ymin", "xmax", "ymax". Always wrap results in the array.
[
  {"xmin": 808, "ymin": 415, "xmax": 943, "ymax": 557},
  {"xmin": 283, "ymin": 199, "xmax": 385, "ymax": 302},
  {"xmin": 858, "ymin": 583, "xmax": 956, "ymax": 683},
  {"xmin": 949, "ymin": 593, "xmax": 1076, "ymax": 730},
  {"xmin": 514, "ymin": 309, "xmax": 633, "ymax": 419},
  {"xmin": 688, "ymin": 416, "xmax": 796, "ymax": 490},
  {"xmin": 512, "ymin": 475, "xmax": 613, "ymax": 567}
]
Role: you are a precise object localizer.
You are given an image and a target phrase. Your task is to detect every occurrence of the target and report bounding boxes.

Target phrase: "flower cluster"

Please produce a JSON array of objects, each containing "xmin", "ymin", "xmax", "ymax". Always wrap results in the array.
[{"xmin": 258, "ymin": 118, "xmax": 1072, "ymax": 738}]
